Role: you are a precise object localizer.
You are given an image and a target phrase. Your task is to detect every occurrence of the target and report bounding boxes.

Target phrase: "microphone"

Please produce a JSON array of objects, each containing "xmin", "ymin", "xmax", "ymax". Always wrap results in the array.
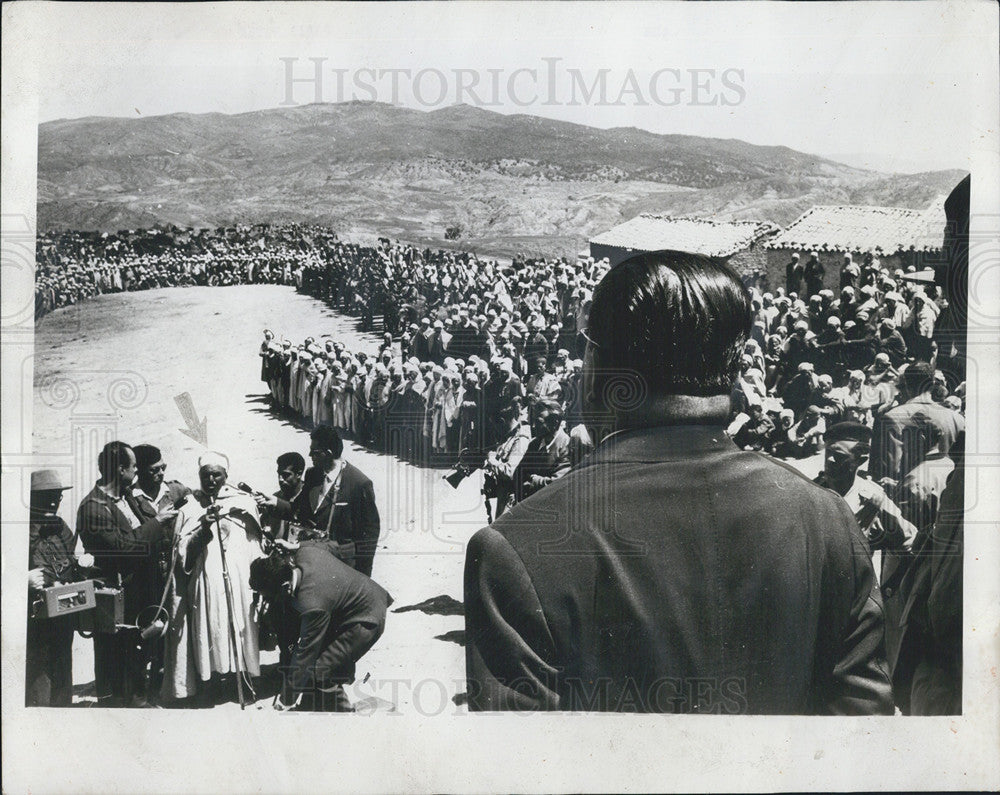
[{"xmin": 237, "ymin": 481, "xmax": 263, "ymax": 496}]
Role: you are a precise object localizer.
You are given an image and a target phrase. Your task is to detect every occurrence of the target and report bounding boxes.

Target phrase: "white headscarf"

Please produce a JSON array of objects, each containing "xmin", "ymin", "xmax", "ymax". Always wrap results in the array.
[{"xmin": 198, "ymin": 451, "xmax": 229, "ymax": 472}]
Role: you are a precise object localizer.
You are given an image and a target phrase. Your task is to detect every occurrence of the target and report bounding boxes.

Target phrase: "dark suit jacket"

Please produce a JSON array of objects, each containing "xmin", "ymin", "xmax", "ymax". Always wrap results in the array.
[
  {"xmin": 274, "ymin": 462, "xmax": 381, "ymax": 578},
  {"xmin": 77, "ymin": 484, "xmax": 170, "ymax": 620},
  {"xmin": 287, "ymin": 543, "xmax": 393, "ymax": 691},
  {"xmin": 464, "ymin": 424, "xmax": 893, "ymax": 714}
]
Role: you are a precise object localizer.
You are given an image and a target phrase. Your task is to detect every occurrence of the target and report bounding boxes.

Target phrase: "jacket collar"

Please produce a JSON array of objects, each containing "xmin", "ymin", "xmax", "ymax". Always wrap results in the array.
[
  {"xmin": 581, "ymin": 423, "xmax": 736, "ymax": 467},
  {"xmin": 86, "ymin": 482, "xmax": 131, "ymax": 506}
]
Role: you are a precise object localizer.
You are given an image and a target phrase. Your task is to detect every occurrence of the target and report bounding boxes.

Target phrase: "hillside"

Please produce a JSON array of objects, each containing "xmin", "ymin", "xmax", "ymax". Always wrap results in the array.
[{"xmin": 37, "ymin": 102, "xmax": 968, "ymax": 258}]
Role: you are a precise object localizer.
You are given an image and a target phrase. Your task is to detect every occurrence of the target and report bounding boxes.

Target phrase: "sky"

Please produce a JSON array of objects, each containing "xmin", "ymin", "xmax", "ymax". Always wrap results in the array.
[{"xmin": 13, "ymin": 1, "xmax": 997, "ymax": 173}]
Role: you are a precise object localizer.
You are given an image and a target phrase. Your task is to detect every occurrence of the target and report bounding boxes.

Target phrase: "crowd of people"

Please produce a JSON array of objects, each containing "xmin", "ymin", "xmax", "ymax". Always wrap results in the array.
[
  {"xmin": 271, "ymin": 238, "xmax": 967, "ymax": 715},
  {"xmin": 34, "ymin": 224, "xmax": 337, "ymax": 319},
  {"xmin": 29, "ymin": 197, "xmax": 968, "ymax": 713}
]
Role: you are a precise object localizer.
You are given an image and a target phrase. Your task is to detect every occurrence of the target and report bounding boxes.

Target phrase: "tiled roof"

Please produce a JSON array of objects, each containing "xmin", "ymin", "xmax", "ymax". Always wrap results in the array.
[
  {"xmin": 590, "ymin": 215, "xmax": 778, "ymax": 258},
  {"xmin": 767, "ymin": 200, "xmax": 946, "ymax": 253}
]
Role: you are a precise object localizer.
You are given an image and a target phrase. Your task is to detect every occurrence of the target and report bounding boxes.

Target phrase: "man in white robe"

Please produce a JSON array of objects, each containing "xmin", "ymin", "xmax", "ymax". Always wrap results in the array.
[{"xmin": 162, "ymin": 452, "xmax": 265, "ymax": 704}]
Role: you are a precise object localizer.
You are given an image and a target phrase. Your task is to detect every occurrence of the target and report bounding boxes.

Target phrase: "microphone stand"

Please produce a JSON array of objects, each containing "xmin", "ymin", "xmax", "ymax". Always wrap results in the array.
[{"xmin": 209, "ymin": 494, "xmax": 250, "ymax": 709}]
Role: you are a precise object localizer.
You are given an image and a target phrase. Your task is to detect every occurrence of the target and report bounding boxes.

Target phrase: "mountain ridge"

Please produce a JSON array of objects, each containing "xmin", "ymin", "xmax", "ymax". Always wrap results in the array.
[{"xmin": 37, "ymin": 101, "xmax": 967, "ymax": 258}]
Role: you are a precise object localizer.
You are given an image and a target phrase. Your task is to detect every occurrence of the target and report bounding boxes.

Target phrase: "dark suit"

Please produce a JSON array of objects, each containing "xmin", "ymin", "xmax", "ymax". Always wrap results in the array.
[
  {"xmin": 284, "ymin": 543, "xmax": 393, "ymax": 709},
  {"xmin": 465, "ymin": 424, "xmax": 893, "ymax": 714},
  {"xmin": 274, "ymin": 461, "xmax": 381, "ymax": 578},
  {"xmin": 77, "ymin": 484, "xmax": 171, "ymax": 701}
]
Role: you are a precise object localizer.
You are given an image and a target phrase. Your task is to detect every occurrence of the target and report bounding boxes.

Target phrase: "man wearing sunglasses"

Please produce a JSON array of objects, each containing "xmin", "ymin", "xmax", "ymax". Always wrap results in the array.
[
  {"xmin": 130, "ymin": 444, "xmax": 192, "ymax": 700},
  {"xmin": 131, "ymin": 444, "xmax": 192, "ymax": 521}
]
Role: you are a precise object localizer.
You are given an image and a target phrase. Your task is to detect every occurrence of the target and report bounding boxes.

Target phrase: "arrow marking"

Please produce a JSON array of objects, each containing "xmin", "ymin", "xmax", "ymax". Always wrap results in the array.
[{"xmin": 174, "ymin": 392, "xmax": 208, "ymax": 446}]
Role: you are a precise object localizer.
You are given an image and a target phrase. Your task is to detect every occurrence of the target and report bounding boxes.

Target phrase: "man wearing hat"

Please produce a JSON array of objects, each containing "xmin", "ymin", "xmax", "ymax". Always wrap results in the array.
[
  {"xmin": 402, "ymin": 323, "xmax": 421, "ymax": 361},
  {"xmin": 840, "ymin": 254, "xmax": 860, "ymax": 292},
  {"xmin": 781, "ymin": 361, "xmax": 818, "ymax": 419},
  {"xmin": 525, "ymin": 319, "xmax": 549, "ymax": 371},
  {"xmin": 909, "ymin": 291, "xmax": 940, "ymax": 362},
  {"xmin": 882, "ymin": 292, "xmax": 910, "ymax": 330},
  {"xmin": 428, "ymin": 319, "xmax": 447, "ymax": 364},
  {"xmin": 415, "ymin": 317, "xmax": 433, "ymax": 361},
  {"xmin": 27, "ymin": 469, "xmax": 91, "ymax": 707},
  {"xmin": 78, "ymin": 441, "xmax": 178, "ymax": 707}
]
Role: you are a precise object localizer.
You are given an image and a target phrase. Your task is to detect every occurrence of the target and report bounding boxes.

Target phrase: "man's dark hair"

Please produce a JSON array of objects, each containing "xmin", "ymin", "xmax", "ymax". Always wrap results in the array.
[
  {"xmin": 249, "ymin": 555, "xmax": 293, "ymax": 597},
  {"xmin": 97, "ymin": 441, "xmax": 133, "ymax": 478},
  {"xmin": 900, "ymin": 361, "xmax": 936, "ymax": 400},
  {"xmin": 536, "ymin": 399, "xmax": 564, "ymax": 423},
  {"xmin": 132, "ymin": 444, "xmax": 162, "ymax": 471},
  {"xmin": 310, "ymin": 424, "xmax": 344, "ymax": 459},
  {"xmin": 586, "ymin": 251, "xmax": 752, "ymax": 397},
  {"xmin": 276, "ymin": 451, "xmax": 306, "ymax": 473}
]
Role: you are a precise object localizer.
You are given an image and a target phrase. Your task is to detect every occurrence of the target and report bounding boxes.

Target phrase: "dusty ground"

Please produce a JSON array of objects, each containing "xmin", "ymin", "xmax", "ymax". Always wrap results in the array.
[
  {"xmin": 33, "ymin": 284, "xmax": 485, "ymax": 714},
  {"xmin": 31, "ymin": 283, "xmax": 823, "ymax": 714}
]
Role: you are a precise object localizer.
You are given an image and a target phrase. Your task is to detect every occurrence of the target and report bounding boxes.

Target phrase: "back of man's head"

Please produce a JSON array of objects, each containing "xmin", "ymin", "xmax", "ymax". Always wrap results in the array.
[
  {"xmin": 586, "ymin": 251, "xmax": 752, "ymax": 397},
  {"xmin": 900, "ymin": 361, "xmax": 935, "ymax": 400},
  {"xmin": 249, "ymin": 555, "xmax": 294, "ymax": 599}
]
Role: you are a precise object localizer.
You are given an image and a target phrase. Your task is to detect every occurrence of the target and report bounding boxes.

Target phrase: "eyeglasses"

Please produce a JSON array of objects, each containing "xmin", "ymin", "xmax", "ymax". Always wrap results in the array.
[{"xmin": 148, "ymin": 464, "xmax": 167, "ymax": 473}]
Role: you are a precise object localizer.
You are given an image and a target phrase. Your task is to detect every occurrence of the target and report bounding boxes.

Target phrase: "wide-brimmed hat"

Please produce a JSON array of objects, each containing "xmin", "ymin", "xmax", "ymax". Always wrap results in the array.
[{"xmin": 31, "ymin": 469, "xmax": 71, "ymax": 492}]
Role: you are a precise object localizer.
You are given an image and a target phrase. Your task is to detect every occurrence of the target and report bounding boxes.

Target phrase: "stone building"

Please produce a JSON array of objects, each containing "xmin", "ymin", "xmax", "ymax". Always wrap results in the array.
[
  {"xmin": 764, "ymin": 199, "xmax": 947, "ymax": 293},
  {"xmin": 589, "ymin": 214, "xmax": 779, "ymax": 286}
]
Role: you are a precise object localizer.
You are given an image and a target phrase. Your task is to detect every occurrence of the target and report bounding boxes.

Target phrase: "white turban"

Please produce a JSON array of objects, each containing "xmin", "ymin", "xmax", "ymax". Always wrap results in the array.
[{"xmin": 198, "ymin": 451, "xmax": 229, "ymax": 471}]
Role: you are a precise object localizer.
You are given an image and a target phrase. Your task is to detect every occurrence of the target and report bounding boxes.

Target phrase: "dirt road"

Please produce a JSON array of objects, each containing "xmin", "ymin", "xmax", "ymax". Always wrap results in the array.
[{"xmin": 33, "ymin": 285, "xmax": 483, "ymax": 714}]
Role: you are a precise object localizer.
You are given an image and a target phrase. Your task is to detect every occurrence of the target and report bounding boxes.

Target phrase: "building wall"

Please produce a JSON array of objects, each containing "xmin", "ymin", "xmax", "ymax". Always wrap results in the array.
[
  {"xmin": 591, "ymin": 238, "xmax": 771, "ymax": 277},
  {"xmin": 724, "ymin": 242, "xmax": 769, "ymax": 290},
  {"xmin": 762, "ymin": 248, "xmax": 929, "ymax": 295},
  {"xmin": 589, "ymin": 242, "xmax": 634, "ymax": 268}
]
